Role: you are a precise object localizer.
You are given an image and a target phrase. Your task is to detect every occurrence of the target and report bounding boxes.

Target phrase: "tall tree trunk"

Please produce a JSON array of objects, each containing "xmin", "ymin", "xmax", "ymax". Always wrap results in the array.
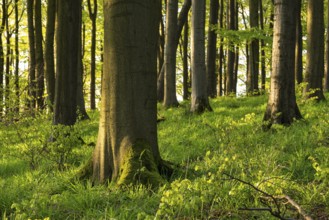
[
  {"xmin": 27, "ymin": 0, "xmax": 36, "ymax": 110},
  {"xmin": 190, "ymin": 0, "xmax": 212, "ymax": 113},
  {"xmin": 14, "ymin": 0, "xmax": 20, "ymax": 113},
  {"xmin": 5, "ymin": 16, "xmax": 11, "ymax": 114},
  {"xmin": 54, "ymin": 0, "xmax": 82, "ymax": 125},
  {"xmin": 264, "ymin": 0, "xmax": 302, "ymax": 127},
  {"xmin": 217, "ymin": 0, "xmax": 224, "ymax": 96},
  {"xmin": 206, "ymin": 0, "xmax": 219, "ymax": 98},
  {"xmin": 325, "ymin": 0, "xmax": 329, "ymax": 91},
  {"xmin": 303, "ymin": 0, "xmax": 325, "ymax": 101},
  {"xmin": 183, "ymin": 18, "xmax": 190, "ymax": 100},
  {"xmin": 45, "ymin": 0, "xmax": 56, "ymax": 111},
  {"xmin": 93, "ymin": 0, "xmax": 165, "ymax": 185},
  {"xmin": 0, "ymin": 0, "xmax": 6, "ymax": 115},
  {"xmin": 87, "ymin": 0, "xmax": 97, "ymax": 110},
  {"xmin": 226, "ymin": 0, "xmax": 236, "ymax": 95},
  {"xmin": 157, "ymin": 0, "xmax": 191, "ymax": 102},
  {"xmin": 35, "ymin": 0, "xmax": 44, "ymax": 110},
  {"xmin": 247, "ymin": 0, "xmax": 259, "ymax": 95},
  {"xmin": 295, "ymin": 0, "xmax": 303, "ymax": 84},
  {"xmin": 259, "ymin": 0, "xmax": 266, "ymax": 92},
  {"xmin": 163, "ymin": 0, "xmax": 179, "ymax": 107}
]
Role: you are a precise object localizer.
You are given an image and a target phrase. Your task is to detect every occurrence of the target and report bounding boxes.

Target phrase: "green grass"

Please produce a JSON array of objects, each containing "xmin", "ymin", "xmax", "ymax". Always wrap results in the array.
[{"xmin": 1, "ymin": 95, "xmax": 329, "ymax": 219}]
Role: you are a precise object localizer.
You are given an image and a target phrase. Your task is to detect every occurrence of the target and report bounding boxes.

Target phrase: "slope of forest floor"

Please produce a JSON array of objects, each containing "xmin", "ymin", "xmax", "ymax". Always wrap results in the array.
[{"xmin": 0, "ymin": 94, "xmax": 329, "ymax": 219}]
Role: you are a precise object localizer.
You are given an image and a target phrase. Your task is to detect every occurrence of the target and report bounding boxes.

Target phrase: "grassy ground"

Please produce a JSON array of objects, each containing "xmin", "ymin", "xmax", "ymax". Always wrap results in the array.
[{"xmin": 0, "ymin": 95, "xmax": 329, "ymax": 219}]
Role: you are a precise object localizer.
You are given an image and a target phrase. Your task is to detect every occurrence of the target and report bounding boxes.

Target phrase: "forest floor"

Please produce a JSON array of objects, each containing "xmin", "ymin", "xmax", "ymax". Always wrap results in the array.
[{"xmin": 0, "ymin": 94, "xmax": 329, "ymax": 219}]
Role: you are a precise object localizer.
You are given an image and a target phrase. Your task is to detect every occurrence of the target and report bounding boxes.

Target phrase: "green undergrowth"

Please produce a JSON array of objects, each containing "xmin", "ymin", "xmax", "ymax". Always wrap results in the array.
[{"xmin": 1, "ymin": 95, "xmax": 329, "ymax": 219}]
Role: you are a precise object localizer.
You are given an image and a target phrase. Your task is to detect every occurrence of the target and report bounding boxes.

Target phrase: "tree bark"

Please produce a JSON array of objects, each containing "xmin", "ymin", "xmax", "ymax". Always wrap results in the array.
[
  {"xmin": 35, "ymin": 0, "xmax": 44, "ymax": 110},
  {"xmin": 295, "ymin": 0, "xmax": 303, "ymax": 85},
  {"xmin": 163, "ymin": 0, "xmax": 179, "ymax": 107},
  {"xmin": 0, "ymin": 0, "xmax": 4, "ymax": 115},
  {"xmin": 217, "ymin": 0, "xmax": 224, "ymax": 96},
  {"xmin": 183, "ymin": 18, "xmax": 190, "ymax": 100},
  {"xmin": 27, "ymin": 0, "xmax": 36, "ymax": 110},
  {"xmin": 303, "ymin": 0, "xmax": 325, "ymax": 101},
  {"xmin": 54, "ymin": 0, "xmax": 81, "ymax": 125},
  {"xmin": 325, "ymin": 0, "xmax": 329, "ymax": 92},
  {"xmin": 247, "ymin": 0, "xmax": 259, "ymax": 95},
  {"xmin": 45, "ymin": 0, "xmax": 56, "ymax": 111},
  {"xmin": 190, "ymin": 0, "xmax": 212, "ymax": 113},
  {"xmin": 14, "ymin": 0, "xmax": 20, "ymax": 113},
  {"xmin": 93, "ymin": 0, "xmax": 166, "ymax": 185},
  {"xmin": 87, "ymin": 0, "xmax": 97, "ymax": 110},
  {"xmin": 259, "ymin": 0, "xmax": 266, "ymax": 92},
  {"xmin": 206, "ymin": 0, "xmax": 219, "ymax": 98},
  {"xmin": 263, "ymin": 0, "xmax": 302, "ymax": 127},
  {"xmin": 226, "ymin": 0, "xmax": 236, "ymax": 95}
]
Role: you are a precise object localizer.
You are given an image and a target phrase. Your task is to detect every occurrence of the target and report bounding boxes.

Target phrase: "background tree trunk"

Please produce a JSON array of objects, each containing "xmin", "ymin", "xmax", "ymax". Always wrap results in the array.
[
  {"xmin": 54, "ymin": 0, "xmax": 82, "ymax": 125},
  {"xmin": 35, "ymin": 0, "xmax": 44, "ymax": 110},
  {"xmin": 259, "ymin": 0, "xmax": 266, "ymax": 92},
  {"xmin": 87, "ymin": 0, "xmax": 97, "ymax": 110},
  {"xmin": 303, "ymin": 0, "xmax": 325, "ymax": 101},
  {"xmin": 217, "ymin": 0, "xmax": 224, "ymax": 96},
  {"xmin": 14, "ymin": 0, "xmax": 20, "ymax": 113},
  {"xmin": 0, "ymin": 0, "xmax": 4, "ymax": 115},
  {"xmin": 93, "ymin": 0, "xmax": 165, "ymax": 185},
  {"xmin": 183, "ymin": 18, "xmax": 190, "ymax": 100},
  {"xmin": 45, "ymin": 0, "xmax": 56, "ymax": 111},
  {"xmin": 206, "ymin": 0, "xmax": 219, "ymax": 98},
  {"xmin": 226, "ymin": 0, "xmax": 236, "ymax": 95},
  {"xmin": 247, "ymin": 0, "xmax": 259, "ymax": 95},
  {"xmin": 163, "ymin": 0, "xmax": 179, "ymax": 107},
  {"xmin": 295, "ymin": 0, "xmax": 303, "ymax": 85},
  {"xmin": 190, "ymin": 0, "xmax": 212, "ymax": 113},
  {"xmin": 264, "ymin": 0, "xmax": 302, "ymax": 127}
]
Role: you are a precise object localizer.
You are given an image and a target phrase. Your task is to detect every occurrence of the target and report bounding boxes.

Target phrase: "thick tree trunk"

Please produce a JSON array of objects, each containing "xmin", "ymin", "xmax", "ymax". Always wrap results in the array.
[
  {"xmin": 163, "ymin": 0, "xmax": 179, "ymax": 107},
  {"xmin": 206, "ymin": 0, "xmax": 219, "ymax": 98},
  {"xmin": 87, "ymin": 0, "xmax": 97, "ymax": 110},
  {"xmin": 263, "ymin": 0, "xmax": 302, "ymax": 127},
  {"xmin": 190, "ymin": 0, "xmax": 212, "ymax": 113},
  {"xmin": 35, "ymin": 0, "xmax": 44, "ymax": 110},
  {"xmin": 45, "ymin": 0, "xmax": 56, "ymax": 111},
  {"xmin": 259, "ymin": 0, "xmax": 266, "ymax": 92},
  {"xmin": 295, "ymin": 0, "xmax": 303, "ymax": 85},
  {"xmin": 54, "ymin": 0, "xmax": 81, "ymax": 125},
  {"xmin": 93, "ymin": 0, "xmax": 166, "ymax": 185},
  {"xmin": 247, "ymin": 0, "xmax": 259, "ymax": 95},
  {"xmin": 303, "ymin": 0, "xmax": 325, "ymax": 101},
  {"xmin": 27, "ymin": 0, "xmax": 36, "ymax": 110}
]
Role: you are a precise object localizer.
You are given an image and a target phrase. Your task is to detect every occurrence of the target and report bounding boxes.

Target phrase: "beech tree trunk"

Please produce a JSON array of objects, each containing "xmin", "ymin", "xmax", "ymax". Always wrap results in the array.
[
  {"xmin": 27, "ymin": 0, "xmax": 36, "ymax": 110},
  {"xmin": 93, "ymin": 0, "xmax": 166, "ymax": 185},
  {"xmin": 190, "ymin": 0, "xmax": 212, "ymax": 113},
  {"xmin": 295, "ymin": 0, "xmax": 303, "ymax": 85},
  {"xmin": 14, "ymin": 0, "xmax": 20, "ymax": 113},
  {"xmin": 206, "ymin": 0, "xmax": 219, "ymax": 98},
  {"xmin": 183, "ymin": 18, "xmax": 190, "ymax": 100},
  {"xmin": 217, "ymin": 0, "xmax": 224, "ymax": 96},
  {"xmin": 45, "ymin": 0, "xmax": 56, "ymax": 111},
  {"xmin": 247, "ymin": 0, "xmax": 259, "ymax": 95},
  {"xmin": 87, "ymin": 0, "xmax": 97, "ymax": 110},
  {"xmin": 163, "ymin": 0, "xmax": 179, "ymax": 107},
  {"xmin": 325, "ymin": 0, "xmax": 329, "ymax": 91},
  {"xmin": 226, "ymin": 0, "xmax": 236, "ymax": 95},
  {"xmin": 263, "ymin": 0, "xmax": 302, "ymax": 127},
  {"xmin": 0, "ymin": 0, "xmax": 4, "ymax": 115},
  {"xmin": 35, "ymin": 0, "xmax": 44, "ymax": 109},
  {"xmin": 303, "ymin": 0, "xmax": 325, "ymax": 101},
  {"xmin": 259, "ymin": 0, "xmax": 266, "ymax": 92},
  {"xmin": 54, "ymin": 0, "xmax": 82, "ymax": 125}
]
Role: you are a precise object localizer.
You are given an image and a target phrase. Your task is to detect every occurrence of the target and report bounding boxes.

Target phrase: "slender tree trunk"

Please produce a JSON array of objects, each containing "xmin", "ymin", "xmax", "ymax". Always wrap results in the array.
[
  {"xmin": 295, "ymin": 0, "xmax": 303, "ymax": 84},
  {"xmin": 87, "ymin": 0, "xmax": 97, "ymax": 110},
  {"xmin": 163, "ymin": 0, "xmax": 179, "ymax": 107},
  {"xmin": 303, "ymin": 0, "xmax": 325, "ymax": 101},
  {"xmin": 27, "ymin": 0, "xmax": 36, "ymax": 110},
  {"xmin": 0, "ymin": 0, "xmax": 5, "ymax": 115},
  {"xmin": 190, "ymin": 0, "xmax": 212, "ymax": 113},
  {"xmin": 54, "ymin": 0, "xmax": 82, "ymax": 125},
  {"xmin": 45, "ymin": 0, "xmax": 56, "ymax": 111},
  {"xmin": 35, "ymin": 0, "xmax": 44, "ymax": 110},
  {"xmin": 259, "ymin": 0, "xmax": 266, "ymax": 92},
  {"xmin": 93, "ymin": 0, "xmax": 166, "ymax": 185},
  {"xmin": 14, "ymin": 0, "xmax": 20, "ymax": 113},
  {"xmin": 226, "ymin": 0, "xmax": 236, "ymax": 95},
  {"xmin": 183, "ymin": 18, "xmax": 190, "ymax": 100},
  {"xmin": 325, "ymin": 0, "xmax": 329, "ymax": 91},
  {"xmin": 157, "ymin": 0, "xmax": 191, "ymax": 102},
  {"xmin": 5, "ymin": 20, "xmax": 11, "ymax": 114},
  {"xmin": 217, "ymin": 0, "xmax": 224, "ymax": 96},
  {"xmin": 247, "ymin": 0, "xmax": 259, "ymax": 95},
  {"xmin": 264, "ymin": 0, "xmax": 302, "ymax": 127},
  {"xmin": 206, "ymin": 0, "xmax": 219, "ymax": 98}
]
